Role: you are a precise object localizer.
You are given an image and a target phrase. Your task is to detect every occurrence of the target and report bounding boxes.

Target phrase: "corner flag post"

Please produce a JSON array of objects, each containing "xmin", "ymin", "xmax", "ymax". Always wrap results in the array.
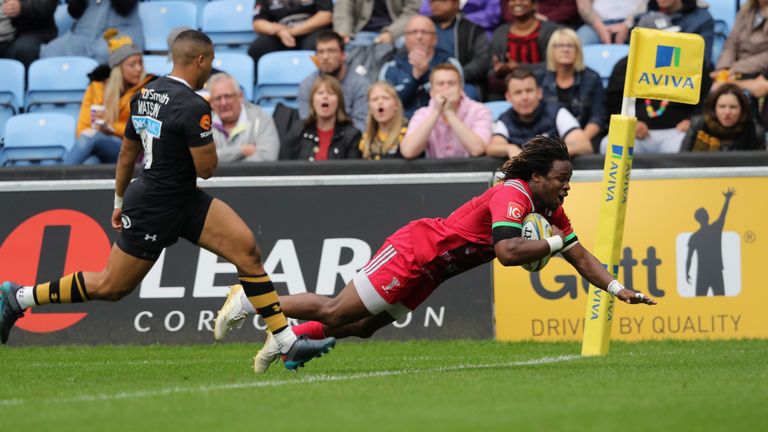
[{"xmin": 580, "ymin": 28, "xmax": 705, "ymax": 356}]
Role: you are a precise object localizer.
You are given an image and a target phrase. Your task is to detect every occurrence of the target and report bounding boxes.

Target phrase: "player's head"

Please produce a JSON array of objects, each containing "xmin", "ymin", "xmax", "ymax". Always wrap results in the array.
[
  {"xmin": 694, "ymin": 208, "xmax": 709, "ymax": 225},
  {"xmin": 171, "ymin": 29, "xmax": 214, "ymax": 90},
  {"xmin": 501, "ymin": 135, "xmax": 572, "ymax": 211}
]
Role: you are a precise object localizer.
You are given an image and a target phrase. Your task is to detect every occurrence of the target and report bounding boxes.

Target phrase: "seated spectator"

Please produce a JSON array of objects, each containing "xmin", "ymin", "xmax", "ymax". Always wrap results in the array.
[
  {"xmin": 575, "ymin": 0, "xmax": 646, "ymax": 46},
  {"xmin": 333, "ymin": 0, "xmax": 420, "ymax": 46},
  {"xmin": 208, "ymin": 73, "xmax": 280, "ymax": 162},
  {"xmin": 249, "ymin": 0, "xmax": 332, "ymax": 82},
  {"xmin": 359, "ymin": 81, "xmax": 408, "ymax": 159},
  {"xmin": 602, "ymin": 13, "xmax": 711, "ymax": 154},
  {"xmin": 380, "ymin": 15, "xmax": 462, "ymax": 117},
  {"xmin": 681, "ymin": 83, "xmax": 765, "ymax": 152},
  {"xmin": 40, "ymin": 0, "xmax": 144, "ymax": 65},
  {"xmin": 645, "ymin": 1, "xmax": 714, "ymax": 65},
  {"xmin": 63, "ymin": 30, "xmax": 153, "ymax": 165},
  {"xmin": 285, "ymin": 75, "xmax": 362, "ymax": 160},
  {"xmin": 0, "ymin": 0, "xmax": 57, "ymax": 68},
  {"xmin": 488, "ymin": 0, "xmax": 561, "ymax": 100},
  {"xmin": 539, "ymin": 28, "xmax": 606, "ymax": 149},
  {"xmin": 422, "ymin": 0, "xmax": 501, "ymax": 38},
  {"xmin": 400, "ymin": 63, "xmax": 490, "ymax": 159},
  {"xmin": 426, "ymin": 0, "xmax": 490, "ymax": 100},
  {"xmin": 487, "ymin": 67, "xmax": 592, "ymax": 159},
  {"xmin": 298, "ymin": 31, "xmax": 369, "ymax": 131},
  {"xmin": 713, "ymin": 0, "xmax": 768, "ymax": 81},
  {"xmin": 533, "ymin": 0, "xmax": 580, "ymax": 29}
]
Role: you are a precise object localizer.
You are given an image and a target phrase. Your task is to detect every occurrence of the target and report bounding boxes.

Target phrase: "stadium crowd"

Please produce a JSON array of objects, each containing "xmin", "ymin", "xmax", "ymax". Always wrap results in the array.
[{"xmin": 0, "ymin": 0, "xmax": 766, "ymax": 166}]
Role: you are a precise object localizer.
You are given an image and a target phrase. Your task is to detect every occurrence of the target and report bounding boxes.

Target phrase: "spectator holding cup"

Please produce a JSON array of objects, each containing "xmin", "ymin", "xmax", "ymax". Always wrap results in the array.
[{"xmin": 63, "ymin": 29, "xmax": 154, "ymax": 164}]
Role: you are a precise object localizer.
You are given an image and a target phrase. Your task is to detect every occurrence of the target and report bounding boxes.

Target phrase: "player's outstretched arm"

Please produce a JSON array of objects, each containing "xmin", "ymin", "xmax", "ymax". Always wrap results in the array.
[{"xmin": 562, "ymin": 242, "xmax": 657, "ymax": 306}]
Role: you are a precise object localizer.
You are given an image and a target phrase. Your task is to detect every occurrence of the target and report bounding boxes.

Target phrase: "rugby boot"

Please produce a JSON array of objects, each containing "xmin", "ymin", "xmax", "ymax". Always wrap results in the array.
[
  {"xmin": 253, "ymin": 331, "xmax": 280, "ymax": 373},
  {"xmin": 213, "ymin": 284, "xmax": 249, "ymax": 341},
  {"xmin": 0, "ymin": 281, "xmax": 24, "ymax": 344},
  {"xmin": 282, "ymin": 335, "xmax": 336, "ymax": 371}
]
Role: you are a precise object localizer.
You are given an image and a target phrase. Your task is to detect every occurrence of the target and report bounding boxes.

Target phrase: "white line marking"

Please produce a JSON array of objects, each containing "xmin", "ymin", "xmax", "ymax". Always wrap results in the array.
[{"xmin": 0, "ymin": 354, "xmax": 578, "ymax": 406}]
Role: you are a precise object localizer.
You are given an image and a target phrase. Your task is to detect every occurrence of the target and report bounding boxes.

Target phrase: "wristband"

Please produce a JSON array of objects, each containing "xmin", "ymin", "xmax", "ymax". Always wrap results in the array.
[
  {"xmin": 607, "ymin": 280, "xmax": 623, "ymax": 296},
  {"xmin": 114, "ymin": 193, "xmax": 123, "ymax": 209},
  {"xmin": 545, "ymin": 236, "xmax": 563, "ymax": 254}
]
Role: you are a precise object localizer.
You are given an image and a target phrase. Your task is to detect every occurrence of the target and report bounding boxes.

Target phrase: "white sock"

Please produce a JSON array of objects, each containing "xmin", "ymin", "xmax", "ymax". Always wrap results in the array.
[
  {"xmin": 237, "ymin": 288, "xmax": 257, "ymax": 314},
  {"xmin": 273, "ymin": 327, "xmax": 297, "ymax": 354},
  {"xmin": 15, "ymin": 286, "xmax": 35, "ymax": 310}
]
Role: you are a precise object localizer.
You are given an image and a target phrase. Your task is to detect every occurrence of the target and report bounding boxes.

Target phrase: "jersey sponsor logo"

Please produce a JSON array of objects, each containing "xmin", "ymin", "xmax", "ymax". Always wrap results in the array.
[
  {"xmin": 381, "ymin": 277, "xmax": 400, "ymax": 293},
  {"xmin": 199, "ymin": 114, "xmax": 212, "ymax": 131},
  {"xmin": 140, "ymin": 88, "xmax": 170, "ymax": 105},
  {"xmin": 132, "ymin": 116, "xmax": 162, "ymax": 137},
  {"xmin": 200, "ymin": 129, "xmax": 213, "ymax": 139},
  {"xmin": 121, "ymin": 214, "xmax": 132, "ymax": 229},
  {"xmin": 507, "ymin": 203, "xmax": 522, "ymax": 220}
]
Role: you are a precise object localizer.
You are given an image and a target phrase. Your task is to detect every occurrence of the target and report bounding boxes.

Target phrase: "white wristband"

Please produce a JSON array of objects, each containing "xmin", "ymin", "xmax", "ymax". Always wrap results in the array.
[
  {"xmin": 545, "ymin": 236, "xmax": 563, "ymax": 254},
  {"xmin": 114, "ymin": 193, "xmax": 123, "ymax": 209},
  {"xmin": 607, "ymin": 280, "xmax": 624, "ymax": 296}
]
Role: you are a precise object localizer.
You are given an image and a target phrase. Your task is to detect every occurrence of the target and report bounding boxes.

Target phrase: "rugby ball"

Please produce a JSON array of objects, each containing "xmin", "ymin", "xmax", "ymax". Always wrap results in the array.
[{"xmin": 521, "ymin": 213, "xmax": 553, "ymax": 272}]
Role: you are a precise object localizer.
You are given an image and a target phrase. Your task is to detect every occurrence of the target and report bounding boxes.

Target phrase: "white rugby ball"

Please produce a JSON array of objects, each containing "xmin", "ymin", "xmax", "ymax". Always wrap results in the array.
[{"xmin": 521, "ymin": 212, "xmax": 553, "ymax": 272}]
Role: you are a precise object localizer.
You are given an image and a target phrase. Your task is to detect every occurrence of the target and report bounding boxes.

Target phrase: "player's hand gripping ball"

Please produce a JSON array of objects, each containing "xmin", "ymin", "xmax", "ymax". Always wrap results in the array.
[{"xmin": 521, "ymin": 213, "xmax": 553, "ymax": 272}]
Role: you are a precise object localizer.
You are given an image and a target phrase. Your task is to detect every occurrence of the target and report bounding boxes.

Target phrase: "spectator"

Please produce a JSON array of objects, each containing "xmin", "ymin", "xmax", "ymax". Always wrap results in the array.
[
  {"xmin": 63, "ymin": 30, "xmax": 153, "ymax": 165},
  {"xmin": 539, "ymin": 27, "xmax": 606, "ymax": 149},
  {"xmin": 681, "ymin": 83, "xmax": 765, "ymax": 152},
  {"xmin": 575, "ymin": 0, "xmax": 646, "ymax": 45},
  {"xmin": 248, "ymin": 0, "xmax": 332, "ymax": 82},
  {"xmin": 400, "ymin": 63, "xmax": 490, "ymax": 159},
  {"xmin": 0, "ymin": 0, "xmax": 57, "ymax": 68},
  {"xmin": 713, "ymin": 0, "xmax": 768, "ymax": 81},
  {"xmin": 298, "ymin": 31, "xmax": 369, "ymax": 131},
  {"xmin": 734, "ymin": 73, "xmax": 768, "ymax": 128},
  {"xmin": 488, "ymin": 0, "xmax": 561, "ymax": 100},
  {"xmin": 333, "ymin": 0, "xmax": 420, "ymax": 46},
  {"xmin": 533, "ymin": 0, "xmax": 580, "ymax": 29},
  {"xmin": 602, "ymin": 13, "xmax": 711, "ymax": 154},
  {"xmin": 645, "ymin": 0, "xmax": 714, "ymax": 66},
  {"xmin": 380, "ymin": 15, "xmax": 462, "ymax": 117},
  {"xmin": 40, "ymin": 0, "xmax": 144, "ymax": 64},
  {"xmin": 427, "ymin": 0, "xmax": 490, "ymax": 100},
  {"xmin": 359, "ymin": 81, "xmax": 408, "ymax": 159},
  {"xmin": 421, "ymin": 0, "xmax": 501, "ymax": 38},
  {"xmin": 208, "ymin": 73, "xmax": 280, "ymax": 163},
  {"xmin": 285, "ymin": 75, "xmax": 363, "ymax": 160},
  {"xmin": 487, "ymin": 67, "xmax": 593, "ymax": 159}
]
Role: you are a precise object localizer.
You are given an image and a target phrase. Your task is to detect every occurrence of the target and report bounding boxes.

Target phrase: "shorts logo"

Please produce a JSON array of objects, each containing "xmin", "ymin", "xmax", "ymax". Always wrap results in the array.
[
  {"xmin": 144, "ymin": 234, "xmax": 157, "ymax": 242},
  {"xmin": 121, "ymin": 214, "xmax": 132, "ymax": 229},
  {"xmin": 199, "ymin": 114, "xmax": 212, "ymax": 131},
  {"xmin": 507, "ymin": 203, "xmax": 522, "ymax": 220},
  {"xmin": 381, "ymin": 277, "xmax": 400, "ymax": 293}
]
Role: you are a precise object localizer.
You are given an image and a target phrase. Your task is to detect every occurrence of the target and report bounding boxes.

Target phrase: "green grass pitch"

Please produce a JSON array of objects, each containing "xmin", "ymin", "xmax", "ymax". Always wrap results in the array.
[{"xmin": 1, "ymin": 339, "xmax": 766, "ymax": 431}]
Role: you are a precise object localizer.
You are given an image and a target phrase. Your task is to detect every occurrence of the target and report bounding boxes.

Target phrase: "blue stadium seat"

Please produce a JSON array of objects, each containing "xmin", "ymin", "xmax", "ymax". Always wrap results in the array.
[
  {"xmin": 138, "ymin": 1, "xmax": 198, "ymax": 51},
  {"xmin": 254, "ymin": 50, "xmax": 316, "ymax": 108},
  {"xmin": 212, "ymin": 52, "xmax": 254, "ymax": 100},
  {"xmin": 582, "ymin": 44, "xmax": 630, "ymax": 88},
  {"xmin": 0, "ymin": 59, "xmax": 25, "ymax": 139},
  {"xmin": 54, "ymin": 3, "xmax": 74, "ymax": 36},
  {"xmin": 143, "ymin": 54, "xmax": 173, "ymax": 76},
  {"xmin": 709, "ymin": 0, "xmax": 738, "ymax": 64},
  {"xmin": 484, "ymin": 101, "xmax": 512, "ymax": 121},
  {"xmin": 201, "ymin": 0, "xmax": 255, "ymax": 53},
  {"xmin": 1, "ymin": 113, "xmax": 76, "ymax": 166},
  {"xmin": 26, "ymin": 56, "xmax": 98, "ymax": 119}
]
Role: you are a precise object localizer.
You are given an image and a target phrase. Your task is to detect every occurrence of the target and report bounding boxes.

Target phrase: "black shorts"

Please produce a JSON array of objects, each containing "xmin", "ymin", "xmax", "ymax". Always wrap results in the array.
[{"xmin": 116, "ymin": 178, "xmax": 213, "ymax": 261}]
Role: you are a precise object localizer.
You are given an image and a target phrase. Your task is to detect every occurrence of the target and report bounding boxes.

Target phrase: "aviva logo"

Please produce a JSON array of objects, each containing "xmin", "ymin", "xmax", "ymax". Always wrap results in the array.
[{"xmin": 655, "ymin": 45, "xmax": 681, "ymax": 68}]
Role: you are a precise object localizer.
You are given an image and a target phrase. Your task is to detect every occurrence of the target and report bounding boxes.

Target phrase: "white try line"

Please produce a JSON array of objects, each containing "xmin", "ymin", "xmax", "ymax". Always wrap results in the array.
[{"xmin": 0, "ymin": 354, "xmax": 578, "ymax": 406}]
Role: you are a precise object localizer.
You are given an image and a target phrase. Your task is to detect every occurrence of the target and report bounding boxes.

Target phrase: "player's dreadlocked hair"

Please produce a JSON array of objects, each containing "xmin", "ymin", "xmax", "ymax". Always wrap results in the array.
[{"xmin": 500, "ymin": 135, "xmax": 570, "ymax": 181}]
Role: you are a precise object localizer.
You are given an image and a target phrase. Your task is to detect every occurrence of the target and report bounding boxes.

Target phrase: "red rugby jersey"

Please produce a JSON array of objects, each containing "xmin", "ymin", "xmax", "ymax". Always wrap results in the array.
[{"xmin": 399, "ymin": 178, "xmax": 578, "ymax": 282}]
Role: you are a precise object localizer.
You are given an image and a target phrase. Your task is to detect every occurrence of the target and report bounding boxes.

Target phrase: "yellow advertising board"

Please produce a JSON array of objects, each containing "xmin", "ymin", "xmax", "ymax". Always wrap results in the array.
[
  {"xmin": 494, "ymin": 171, "xmax": 767, "ymax": 341},
  {"xmin": 624, "ymin": 28, "xmax": 705, "ymax": 104}
]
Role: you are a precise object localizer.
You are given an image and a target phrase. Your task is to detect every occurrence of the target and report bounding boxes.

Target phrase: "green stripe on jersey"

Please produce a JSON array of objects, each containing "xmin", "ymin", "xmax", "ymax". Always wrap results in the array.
[{"xmin": 492, "ymin": 221, "xmax": 522, "ymax": 229}]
